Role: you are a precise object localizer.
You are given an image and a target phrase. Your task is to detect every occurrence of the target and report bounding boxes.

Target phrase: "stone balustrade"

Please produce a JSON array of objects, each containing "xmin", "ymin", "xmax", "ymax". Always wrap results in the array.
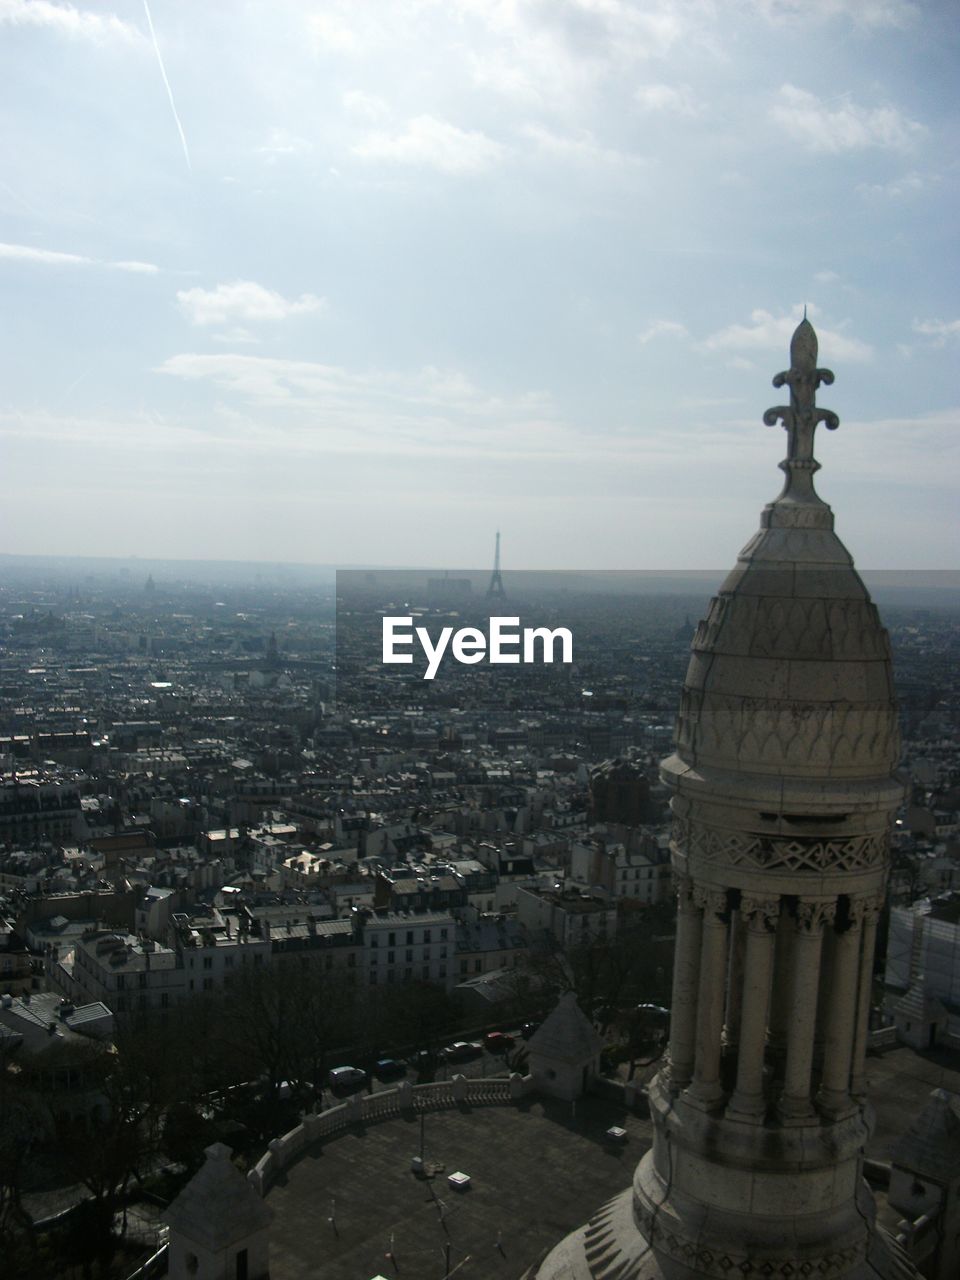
[{"xmin": 248, "ymin": 1074, "xmax": 530, "ymax": 1194}]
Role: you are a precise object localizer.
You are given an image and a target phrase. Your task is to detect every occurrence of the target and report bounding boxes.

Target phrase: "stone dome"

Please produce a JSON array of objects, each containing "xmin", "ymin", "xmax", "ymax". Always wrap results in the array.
[{"xmin": 662, "ymin": 318, "xmax": 901, "ymax": 830}]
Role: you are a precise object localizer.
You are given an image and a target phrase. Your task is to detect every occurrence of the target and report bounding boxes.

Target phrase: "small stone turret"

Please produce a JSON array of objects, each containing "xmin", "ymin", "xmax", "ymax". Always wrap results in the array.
[
  {"xmin": 533, "ymin": 321, "xmax": 919, "ymax": 1280},
  {"xmin": 163, "ymin": 1142, "xmax": 273, "ymax": 1280}
]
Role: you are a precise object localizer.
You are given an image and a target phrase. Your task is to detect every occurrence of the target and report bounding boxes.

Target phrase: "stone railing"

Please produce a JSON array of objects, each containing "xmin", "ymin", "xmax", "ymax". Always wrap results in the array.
[
  {"xmin": 123, "ymin": 1243, "xmax": 169, "ymax": 1280},
  {"xmin": 895, "ymin": 1208, "xmax": 941, "ymax": 1265},
  {"xmin": 868, "ymin": 1026, "xmax": 898, "ymax": 1050},
  {"xmin": 248, "ymin": 1073, "xmax": 530, "ymax": 1195}
]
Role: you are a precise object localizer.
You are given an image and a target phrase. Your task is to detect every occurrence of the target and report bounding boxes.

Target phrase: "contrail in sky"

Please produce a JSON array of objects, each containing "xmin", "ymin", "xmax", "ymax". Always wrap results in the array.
[{"xmin": 142, "ymin": 0, "xmax": 191, "ymax": 171}]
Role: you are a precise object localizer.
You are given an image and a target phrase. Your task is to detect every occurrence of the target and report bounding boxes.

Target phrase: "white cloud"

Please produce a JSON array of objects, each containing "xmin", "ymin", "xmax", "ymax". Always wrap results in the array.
[
  {"xmin": 634, "ymin": 83, "xmax": 698, "ymax": 116},
  {"xmin": 638, "ymin": 319, "xmax": 689, "ymax": 345},
  {"xmin": 156, "ymin": 352, "xmax": 558, "ymax": 439},
  {"xmin": 771, "ymin": 85, "xmax": 924, "ymax": 153},
  {"xmin": 256, "ymin": 128, "xmax": 313, "ymax": 159},
  {"xmin": 0, "ymin": 0, "xmax": 140, "ymax": 43},
  {"xmin": 176, "ymin": 281, "xmax": 325, "ymax": 327},
  {"xmin": 749, "ymin": 0, "xmax": 917, "ymax": 28},
  {"xmin": 814, "ymin": 270, "xmax": 840, "ymax": 284},
  {"xmin": 521, "ymin": 122, "xmax": 638, "ymax": 166},
  {"xmin": 857, "ymin": 171, "xmax": 931, "ymax": 199},
  {"xmin": 353, "ymin": 115, "xmax": 503, "ymax": 175},
  {"xmin": 912, "ymin": 318, "xmax": 960, "ymax": 346},
  {"xmin": 701, "ymin": 307, "xmax": 873, "ymax": 363},
  {"xmin": 0, "ymin": 240, "xmax": 158, "ymax": 272},
  {"xmin": 342, "ymin": 89, "xmax": 389, "ymax": 121}
]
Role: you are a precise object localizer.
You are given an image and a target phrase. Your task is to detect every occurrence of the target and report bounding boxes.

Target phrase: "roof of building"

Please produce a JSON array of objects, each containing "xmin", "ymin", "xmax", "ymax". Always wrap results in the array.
[
  {"xmin": 892, "ymin": 982, "xmax": 948, "ymax": 1023},
  {"xmin": 890, "ymin": 1088, "xmax": 960, "ymax": 1183},
  {"xmin": 527, "ymin": 991, "xmax": 603, "ymax": 1065},
  {"xmin": 163, "ymin": 1142, "xmax": 273, "ymax": 1251}
]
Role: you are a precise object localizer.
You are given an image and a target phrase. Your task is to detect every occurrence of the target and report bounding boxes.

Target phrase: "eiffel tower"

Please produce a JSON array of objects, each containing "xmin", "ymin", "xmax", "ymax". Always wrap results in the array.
[{"xmin": 486, "ymin": 530, "xmax": 506, "ymax": 599}]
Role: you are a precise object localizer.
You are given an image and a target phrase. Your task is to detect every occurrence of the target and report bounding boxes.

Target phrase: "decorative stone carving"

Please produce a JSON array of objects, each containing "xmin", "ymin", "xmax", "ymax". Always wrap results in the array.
[
  {"xmin": 846, "ymin": 894, "xmax": 883, "ymax": 929},
  {"xmin": 670, "ymin": 871, "xmax": 695, "ymax": 903},
  {"xmin": 678, "ymin": 695, "xmax": 900, "ymax": 772},
  {"xmin": 633, "ymin": 1198, "xmax": 866, "ymax": 1279},
  {"xmin": 692, "ymin": 884, "xmax": 728, "ymax": 917},
  {"xmin": 674, "ymin": 817, "xmax": 888, "ymax": 874},
  {"xmin": 795, "ymin": 899, "xmax": 837, "ymax": 932},
  {"xmin": 740, "ymin": 895, "xmax": 781, "ymax": 930}
]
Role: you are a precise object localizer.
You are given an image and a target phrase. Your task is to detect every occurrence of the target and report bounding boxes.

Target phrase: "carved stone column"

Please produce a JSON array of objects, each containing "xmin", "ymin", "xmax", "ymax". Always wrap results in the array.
[
  {"xmin": 723, "ymin": 908, "xmax": 745, "ymax": 1051},
  {"xmin": 767, "ymin": 910, "xmax": 794, "ymax": 1063},
  {"xmin": 687, "ymin": 885, "xmax": 729, "ymax": 1109},
  {"xmin": 779, "ymin": 899, "xmax": 835, "ymax": 1123},
  {"xmin": 849, "ymin": 898, "xmax": 882, "ymax": 1099},
  {"xmin": 726, "ymin": 896, "xmax": 779, "ymax": 1123},
  {"xmin": 667, "ymin": 875, "xmax": 701, "ymax": 1091},
  {"xmin": 817, "ymin": 906, "xmax": 863, "ymax": 1116}
]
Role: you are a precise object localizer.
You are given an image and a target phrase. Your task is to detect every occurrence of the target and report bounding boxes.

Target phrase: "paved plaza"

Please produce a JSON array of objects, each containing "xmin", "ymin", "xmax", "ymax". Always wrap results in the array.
[{"xmin": 266, "ymin": 1093, "xmax": 651, "ymax": 1280}]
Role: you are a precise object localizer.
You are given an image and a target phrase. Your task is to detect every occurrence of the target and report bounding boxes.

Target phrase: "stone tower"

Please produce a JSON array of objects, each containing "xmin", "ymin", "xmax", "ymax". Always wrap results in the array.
[{"xmin": 533, "ymin": 320, "xmax": 919, "ymax": 1280}]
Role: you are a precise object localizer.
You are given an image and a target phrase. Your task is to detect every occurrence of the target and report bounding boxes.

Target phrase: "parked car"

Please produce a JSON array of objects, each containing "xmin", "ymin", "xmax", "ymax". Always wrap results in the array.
[
  {"xmin": 484, "ymin": 1031, "xmax": 515, "ymax": 1053},
  {"xmin": 411, "ymin": 1049, "xmax": 438, "ymax": 1075},
  {"xmin": 374, "ymin": 1058, "xmax": 407, "ymax": 1080},
  {"xmin": 328, "ymin": 1065, "xmax": 366, "ymax": 1090},
  {"xmin": 440, "ymin": 1040, "xmax": 483, "ymax": 1062}
]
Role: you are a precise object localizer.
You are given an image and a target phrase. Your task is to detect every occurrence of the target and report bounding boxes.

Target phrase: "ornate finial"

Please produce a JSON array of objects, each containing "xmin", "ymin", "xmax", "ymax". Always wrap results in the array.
[{"xmin": 763, "ymin": 318, "xmax": 839, "ymax": 504}]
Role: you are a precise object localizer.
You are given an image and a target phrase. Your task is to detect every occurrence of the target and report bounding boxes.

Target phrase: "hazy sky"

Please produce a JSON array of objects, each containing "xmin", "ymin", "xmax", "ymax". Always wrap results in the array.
[{"xmin": 1, "ymin": 0, "xmax": 957, "ymax": 570}]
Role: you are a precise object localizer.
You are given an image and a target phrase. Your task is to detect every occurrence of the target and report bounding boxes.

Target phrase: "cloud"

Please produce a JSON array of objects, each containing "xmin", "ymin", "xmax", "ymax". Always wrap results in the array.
[
  {"xmin": 255, "ymin": 128, "xmax": 313, "ymax": 161},
  {"xmin": 521, "ymin": 122, "xmax": 639, "ymax": 166},
  {"xmin": 814, "ymin": 270, "xmax": 840, "ymax": 284},
  {"xmin": 857, "ymin": 171, "xmax": 932, "ymax": 199},
  {"xmin": 353, "ymin": 115, "xmax": 503, "ymax": 175},
  {"xmin": 0, "ymin": 0, "xmax": 140, "ymax": 43},
  {"xmin": 176, "ymin": 281, "xmax": 325, "ymax": 327},
  {"xmin": 749, "ymin": 0, "xmax": 917, "ymax": 27},
  {"xmin": 634, "ymin": 83, "xmax": 698, "ymax": 116},
  {"xmin": 770, "ymin": 85, "xmax": 924, "ymax": 152},
  {"xmin": 701, "ymin": 307, "xmax": 873, "ymax": 363},
  {"xmin": 638, "ymin": 319, "xmax": 689, "ymax": 345},
  {"xmin": 155, "ymin": 353, "xmax": 564, "ymax": 460},
  {"xmin": 0, "ymin": 240, "xmax": 158, "ymax": 272},
  {"xmin": 912, "ymin": 318, "xmax": 960, "ymax": 346},
  {"xmin": 342, "ymin": 89, "xmax": 389, "ymax": 121}
]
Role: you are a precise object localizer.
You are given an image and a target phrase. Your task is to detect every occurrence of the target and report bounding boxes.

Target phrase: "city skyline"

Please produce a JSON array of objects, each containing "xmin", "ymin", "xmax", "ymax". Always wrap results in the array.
[{"xmin": 1, "ymin": 0, "xmax": 958, "ymax": 568}]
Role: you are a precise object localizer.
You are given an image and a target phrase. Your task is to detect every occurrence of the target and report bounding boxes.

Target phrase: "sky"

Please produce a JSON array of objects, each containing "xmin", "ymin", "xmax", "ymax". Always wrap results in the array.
[{"xmin": 0, "ymin": 0, "xmax": 957, "ymax": 571}]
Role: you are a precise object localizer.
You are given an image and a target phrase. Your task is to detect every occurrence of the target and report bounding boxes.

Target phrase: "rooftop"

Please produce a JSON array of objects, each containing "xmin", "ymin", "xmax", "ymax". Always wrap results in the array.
[{"xmin": 264, "ymin": 1093, "xmax": 649, "ymax": 1280}]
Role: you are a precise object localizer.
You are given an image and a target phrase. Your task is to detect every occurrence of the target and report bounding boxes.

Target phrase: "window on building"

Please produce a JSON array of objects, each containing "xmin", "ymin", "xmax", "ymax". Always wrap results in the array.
[
  {"xmin": 388, "ymin": 932, "xmax": 396, "ymax": 946},
  {"xmin": 406, "ymin": 930, "xmax": 413, "ymax": 945},
  {"xmin": 371, "ymin": 935, "xmax": 378, "ymax": 948},
  {"xmin": 116, "ymin": 973, "xmax": 125, "ymax": 990},
  {"xmin": 138, "ymin": 972, "xmax": 147, "ymax": 988},
  {"xmin": 348, "ymin": 953, "xmax": 356, "ymax": 967},
  {"xmin": 424, "ymin": 929, "xmax": 431, "ymax": 942},
  {"xmin": 203, "ymin": 977, "xmax": 213, "ymax": 991},
  {"xmin": 161, "ymin": 993, "xmax": 169, "ymax": 1009},
  {"xmin": 440, "ymin": 928, "xmax": 448, "ymax": 940},
  {"xmin": 405, "ymin": 949, "xmax": 413, "ymax": 962},
  {"xmin": 387, "ymin": 951, "xmax": 395, "ymax": 964},
  {"xmin": 203, "ymin": 957, "xmax": 213, "ymax": 970},
  {"xmin": 236, "ymin": 1248, "xmax": 248, "ymax": 1280}
]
